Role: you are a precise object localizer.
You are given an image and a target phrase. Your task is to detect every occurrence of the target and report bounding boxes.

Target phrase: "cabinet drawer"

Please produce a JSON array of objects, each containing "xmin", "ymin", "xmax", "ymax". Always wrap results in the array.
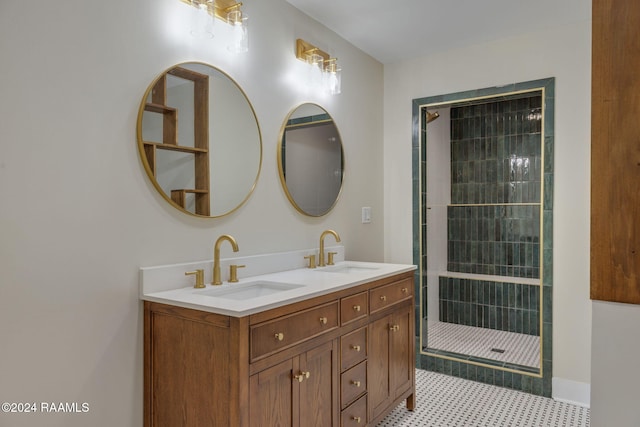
[
  {"xmin": 341, "ymin": 360, "xmax": 367, "ymax": 409},
  {"xmin": 369, "ymin": 279, "xmax": 413, "ymax": 313},
  {"xmin": 340, "ymin": 327, "xmax": 367, "ymax": 371},
  {"xmin": 340, "ymin": 394, "xmax": 367, "ymax": 427},
  {"xmin": 250, "ymin": 301, "xmax": 339, "ymax": 360},
  {"xmin": 340, "ymin": 292, "xmax": 368, "ymax": 325}
]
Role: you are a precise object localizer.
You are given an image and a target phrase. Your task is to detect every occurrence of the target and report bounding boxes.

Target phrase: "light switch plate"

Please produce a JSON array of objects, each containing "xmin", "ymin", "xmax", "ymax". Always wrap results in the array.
[{"xmin": 361, "ymin": 207, "xmax": 371, "ymax": 224}]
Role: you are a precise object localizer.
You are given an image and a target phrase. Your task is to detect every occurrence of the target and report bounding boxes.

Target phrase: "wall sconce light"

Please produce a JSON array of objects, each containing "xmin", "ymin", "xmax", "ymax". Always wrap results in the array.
[
  {"xmin": 295, "ymin": 39, "xmax": 342, "ymax": 95},
  {"xmin": 180, "ymin": 0, "xmax": 248, "ymax": 52}
]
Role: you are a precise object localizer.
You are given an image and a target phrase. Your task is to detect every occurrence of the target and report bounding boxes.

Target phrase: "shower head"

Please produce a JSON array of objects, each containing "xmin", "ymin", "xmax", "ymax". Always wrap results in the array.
[{"xmin": 426, "ymin": 111, "xmax": 440, "ymax": 123}]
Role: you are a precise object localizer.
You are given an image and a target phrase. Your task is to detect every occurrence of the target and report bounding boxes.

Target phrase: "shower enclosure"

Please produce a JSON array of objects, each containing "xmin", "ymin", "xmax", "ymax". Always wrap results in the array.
[{"xmin": 412, "ymin": 78, "xmax": 554, "ymax": 397}]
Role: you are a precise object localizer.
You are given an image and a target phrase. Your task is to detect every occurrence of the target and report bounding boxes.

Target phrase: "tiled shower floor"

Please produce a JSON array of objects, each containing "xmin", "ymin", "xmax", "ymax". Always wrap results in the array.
[
  {"xmin": 377, "ymin": 369, "xmax": 589, "ymax": 426},
  {"xmin": 426, "ymin": 320, "xmax": 540, "ymax": 368}
]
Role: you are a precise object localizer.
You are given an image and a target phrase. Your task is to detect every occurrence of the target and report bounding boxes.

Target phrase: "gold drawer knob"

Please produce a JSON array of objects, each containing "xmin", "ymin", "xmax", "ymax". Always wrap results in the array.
[
  {"xmin": 353, "ymin": 305, "xmax": 361, "ymax": 312},
  {"xmin": 351, "ymin": 380, "xmax": 361, "ymax": 387},
  {"xmin": 352, "ymin": 416, "xmax": 362, "ymax": 423},
  {"xmin": 294, "ymin": 371, "xmax": 310, "ymax": 382},
  {"xmin": 274, "ymin": 333, "xmax": 284, "ymax": 341},
  {"xmin": 380, "ymin": 295, "xmax": 387, "ymax": 301},
  {"xmin": 401, "ymin": 287, "xmax": 408, "ymax": 293},
  {"xmin": 319, "ymin": 317, "xmax": 328, "ymax": 325},
  {"xmin": 389, "ymin": 324, "xmax": 400, "ymax": 332},
  {"xmin": 351, "ymin": 345, "xmax": 361, "ymax": 352}
]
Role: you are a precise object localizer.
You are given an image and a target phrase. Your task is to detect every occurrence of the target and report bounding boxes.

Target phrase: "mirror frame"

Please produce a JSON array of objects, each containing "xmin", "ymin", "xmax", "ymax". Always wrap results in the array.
[
  {"xmin": 136, "ymin": 61, "xmax": 263, "ymax": 218},
  {"xmin": 277, "ymin": 103, "xmax": 345, "ymax": 217}
]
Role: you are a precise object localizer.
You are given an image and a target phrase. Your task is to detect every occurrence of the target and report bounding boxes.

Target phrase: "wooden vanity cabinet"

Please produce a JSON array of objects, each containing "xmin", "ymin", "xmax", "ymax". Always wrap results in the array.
[{"xmin": 144, "ymin": 271, "xmax": 415, "ymax": 427}]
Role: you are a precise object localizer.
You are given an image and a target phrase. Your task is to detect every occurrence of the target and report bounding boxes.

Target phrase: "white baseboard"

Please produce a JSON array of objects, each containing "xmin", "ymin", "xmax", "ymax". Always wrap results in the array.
[{"xmin": 552, "ymin": 377, "xmax": 590, "ymax": 408}]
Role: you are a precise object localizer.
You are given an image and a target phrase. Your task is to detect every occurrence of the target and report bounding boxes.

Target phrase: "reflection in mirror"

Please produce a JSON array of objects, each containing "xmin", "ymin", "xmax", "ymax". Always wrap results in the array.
[
  {"xmin": 414, "ymin": 79, "xmax": 555, "ymax": 387},
  {"xmin": 278, "ymin": 104, "xmax": 344, "ymax": 217},
  {"xmin": 137, "ymin": 62, "xmax": 262, "ymax": 218}
]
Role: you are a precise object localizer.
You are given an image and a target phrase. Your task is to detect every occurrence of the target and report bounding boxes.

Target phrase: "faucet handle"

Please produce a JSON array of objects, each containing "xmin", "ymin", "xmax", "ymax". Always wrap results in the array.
[
  {"xmin": 304, "ymin": 254, "xmax": 317, "ymax": 269},
  {"xmin": 229, "ymin": 264, "xmax": 246, "ymax": 283},
  {"xmin": 327, "ymin": 251, "xmax": 338, "ymax": 265},
  {"xmin": 185, "ymin": 269, "xmax": 205, "ymax": 288}
]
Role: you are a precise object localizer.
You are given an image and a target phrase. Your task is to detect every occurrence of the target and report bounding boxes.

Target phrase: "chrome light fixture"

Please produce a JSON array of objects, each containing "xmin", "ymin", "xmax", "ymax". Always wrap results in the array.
[
  {"xmin": 180, "ymin": 0, "xmax": 248, "ymax": 52},
  {"xmin": 295, "ymin": 39, "xmax": 342, "ymax": 95}
]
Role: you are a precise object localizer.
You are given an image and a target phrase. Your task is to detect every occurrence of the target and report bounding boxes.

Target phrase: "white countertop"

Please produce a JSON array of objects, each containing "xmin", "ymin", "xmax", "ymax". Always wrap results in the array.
[{"xmin": 141, "ymin": 261, "xmax": 416, "ymax": 317}]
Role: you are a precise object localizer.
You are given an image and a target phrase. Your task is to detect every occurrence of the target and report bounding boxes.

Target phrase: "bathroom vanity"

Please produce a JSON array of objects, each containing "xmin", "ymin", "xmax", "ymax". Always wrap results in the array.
[{"xmin": 141, "ymin": 258, "xmax": 415, "ymax": 427}]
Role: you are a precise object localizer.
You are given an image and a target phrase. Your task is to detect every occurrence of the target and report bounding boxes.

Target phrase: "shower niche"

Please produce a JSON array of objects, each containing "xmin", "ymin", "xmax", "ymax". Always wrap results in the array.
[{"xmin": 412, "ymin": 78, "xmax": 554, "ymax": 397}]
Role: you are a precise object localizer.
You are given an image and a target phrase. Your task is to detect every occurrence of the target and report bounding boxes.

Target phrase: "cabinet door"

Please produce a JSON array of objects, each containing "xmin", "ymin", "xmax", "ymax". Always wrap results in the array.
[
  {"xmin": 389, "ymin": 304, "xmax": 413, "ymax": 400},
  {"xmin": 250, "ymin": 358, "xmax": 296, "ymax": 427},
  {"xmin": 299, "ymin": 340, "xmax": 339, "ymax": 427},
  {"xmin": 368, "ymin": 314, "xmax": 392, "ymax": 420},
  {"xmin": 368, "ymin": 304, "xmax": 415, "ymax": 421},
  {"xmin": 250, "ymin": 341, "xmax": 338, "ymax": 427}
]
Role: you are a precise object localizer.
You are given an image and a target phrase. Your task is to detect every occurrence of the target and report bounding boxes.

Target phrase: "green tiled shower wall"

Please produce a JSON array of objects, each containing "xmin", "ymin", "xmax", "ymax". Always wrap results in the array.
[
  {"xmin": 447, "ymin": 205, "xmax": 540, "ymax": 278},
  {"xmin": 439, "ymin": 277, "xmax": 540, "ymax": 336},
  {"xmin": 448, "ymin": 96, "xmax": 542, "ymax": 278},
  {"xmin": 412, "ymin": 78, "xmax": 554, "ymax": 397},
  {"xmin": 450, "ymin": 97, "xmax": 542, "ymax": 205}
]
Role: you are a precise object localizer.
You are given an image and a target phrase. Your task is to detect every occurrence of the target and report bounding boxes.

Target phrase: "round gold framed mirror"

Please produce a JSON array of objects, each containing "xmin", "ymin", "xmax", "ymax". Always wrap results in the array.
[
  {"xmin": 277, "ymin": 103, "xmax": 344, "ymax": 217},
  {"xmin": 136, "ymin": 62, "xmax": 262, "ymax": 218}
]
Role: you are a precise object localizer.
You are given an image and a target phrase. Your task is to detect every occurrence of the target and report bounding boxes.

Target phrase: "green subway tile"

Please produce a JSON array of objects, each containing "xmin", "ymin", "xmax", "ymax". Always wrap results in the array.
[
  {"xmin": 543, "ymin": 250, "xmax": 553, "ymax": 284},
  {"xmin": 495, "ymin": 282, "xmax": 503, "ymax": 306},
  {"xmin": 486, "ymin": 368, "xmax": 495, "ymax": 385},
  {"xmin": 543, "ymin": 322, "xmax": 553, "ymax": 361},
  {"xmin": 543, "ymin": 286, "xmax": 553, "ymax": 323},
  {"xmin": 544, "ymin": 173, "xmax": 554, "ymax": 209},
  {"xmin": 477, "ymin": 367, "xmax": 486, "ymax": 383},
  {"xmin": 494, "ymin": 370, "xmax": 504, "ymax": 387},
  {"xmin": 532, "ymin": 378, "xmax": 543, "ymax": 396},
  {"xmin": 452, "ymin": 361, "xmax": 460, "ymax": 377},
  {"xmin": 428, "ymin": 355, "xmax": 437, "ymax": 371},
  {"xmin": 543, "ymin": 359, "xmax": 553, "ymax": 379},
  {"xmin": 435, "ymin": 357, "xmax": 444, "ymax": 372},
  {"xmin": 512, "ymin": 373, "xmax": 522, "ymax": 390},
  {"xmin": 503, "ymin": 371, "xmax": 513, "ymax": 389},
  {"xmin": 443, "ymin": 358, "xmax": 452, "ymax": 375},
  {"xmin": 544, "ymin": 135, "xmax": 554, "ymax": 173},
  {"xmin": 543, "ymin": 376, "xmax": 552, "ymax": 398},
  {"xmin": 523, "ymin": 311, "xmax": 531, "ymax": 335},
  {"xmin": 467, "ymin": 364, "xmax": 477, "ymax": 381}
]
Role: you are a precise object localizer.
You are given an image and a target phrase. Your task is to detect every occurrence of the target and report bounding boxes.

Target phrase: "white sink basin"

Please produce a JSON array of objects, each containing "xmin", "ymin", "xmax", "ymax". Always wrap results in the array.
[
  {"xmin": 318, "ymin": 262, "xmax": 381, "ymax": 274},
  {"xmin": 195, "ymin": 281, "xmax": 304, "ymax": 300}
]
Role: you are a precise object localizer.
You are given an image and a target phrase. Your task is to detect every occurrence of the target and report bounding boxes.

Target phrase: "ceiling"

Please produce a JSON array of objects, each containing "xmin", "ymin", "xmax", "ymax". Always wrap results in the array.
[{"xmin": 285, "ymin": 0, "xmax": 590, "ymax": 64}]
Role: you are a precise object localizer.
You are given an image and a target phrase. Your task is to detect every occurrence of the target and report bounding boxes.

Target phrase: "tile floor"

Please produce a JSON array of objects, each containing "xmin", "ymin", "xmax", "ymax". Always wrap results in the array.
[
  {"xmin": 427, "ymin": 320, "xmax": 540, "ymax": 368},
  {"xmin": 377, "ymin": 369, "xmax": 590, "ymax": 426}
]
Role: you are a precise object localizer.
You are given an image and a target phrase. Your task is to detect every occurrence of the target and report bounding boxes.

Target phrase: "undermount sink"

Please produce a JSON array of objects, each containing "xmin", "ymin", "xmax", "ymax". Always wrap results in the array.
[
  {"xmin": 195, "ymin": 281, "xmax": 304, "ymax": 300},
  {"xmin": 318, "ymin": 262, "xmax": 381, "ymax": 274}
]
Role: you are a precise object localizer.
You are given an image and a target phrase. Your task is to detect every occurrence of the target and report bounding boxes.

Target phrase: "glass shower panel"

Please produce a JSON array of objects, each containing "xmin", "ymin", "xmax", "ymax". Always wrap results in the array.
[{"xmin": 422, "ymin": 92, "xmax": 544, "ymax": 372}]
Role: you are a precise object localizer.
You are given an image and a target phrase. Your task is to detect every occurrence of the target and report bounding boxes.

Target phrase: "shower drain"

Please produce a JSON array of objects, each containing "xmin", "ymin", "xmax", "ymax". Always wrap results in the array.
[{"xmin": 490, "ymin": 348, "xmax": 506, "ymax": 353}]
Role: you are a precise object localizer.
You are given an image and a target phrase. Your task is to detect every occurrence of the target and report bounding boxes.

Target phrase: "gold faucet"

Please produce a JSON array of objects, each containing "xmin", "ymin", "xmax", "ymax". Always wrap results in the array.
[
  {"xmin": 318, "ymin": 229, "xmax": 341, "ymax": 267},
  {"xmin": 213, "ymin": 234, "xmax": 239, "ymax": 285}
]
